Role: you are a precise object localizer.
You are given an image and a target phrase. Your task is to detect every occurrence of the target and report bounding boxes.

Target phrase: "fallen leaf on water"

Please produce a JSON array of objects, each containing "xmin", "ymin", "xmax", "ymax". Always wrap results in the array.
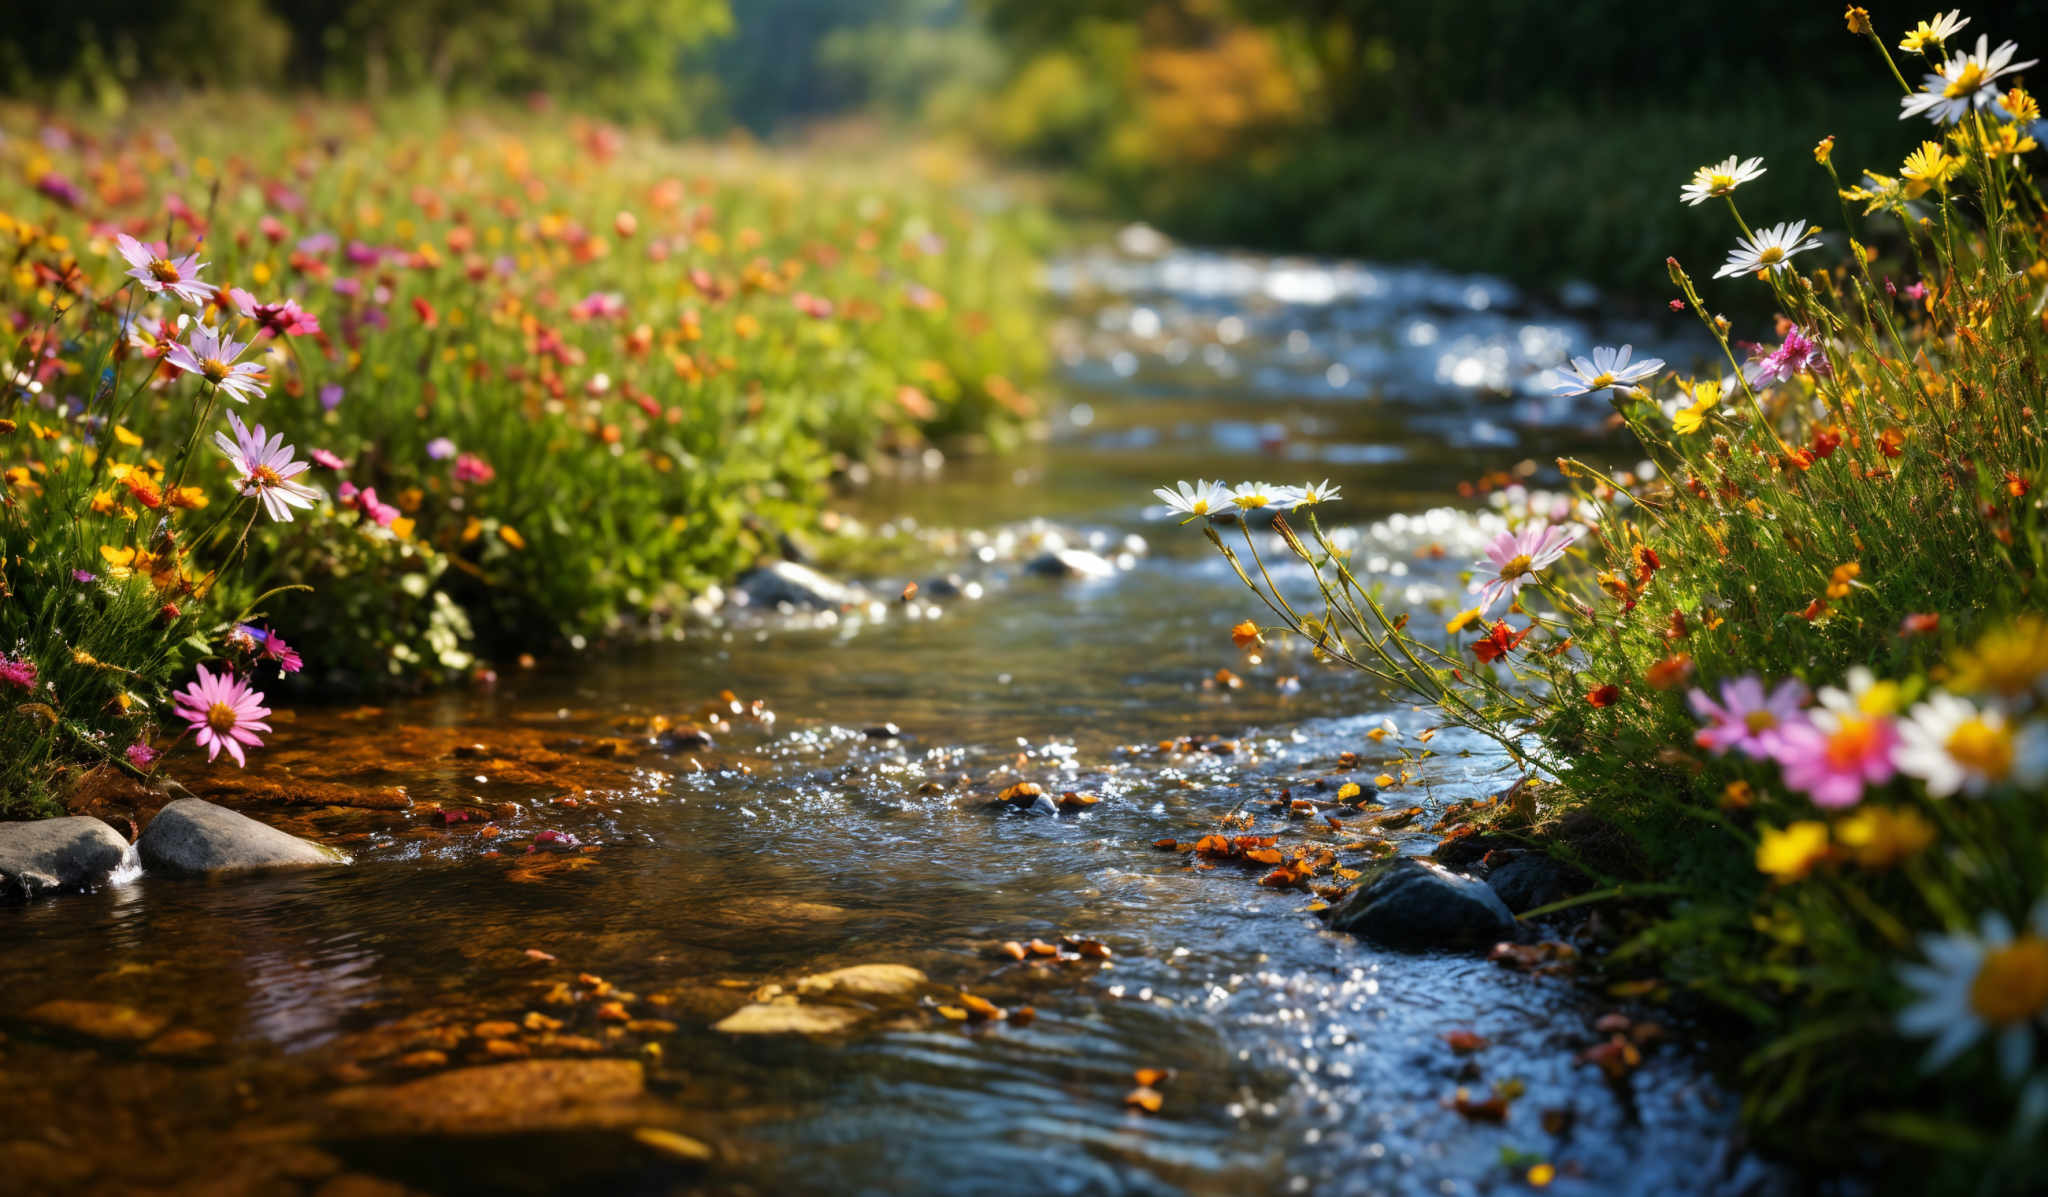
[
  {"xmin": 900, "ymin": 581, "xmax": 918, "ymax": 602},
  {"xmin": 958, "ymin": 992, "xmax": 1005, "ymax": 1021},
  {"xmin": 1059, "ymin": 791, "xmax": 1101, "ymax": 807},
  {"xmin": 1065, "ymin": 937, "xmax": 1112, "ymax": 960},
  {"xmin": 634, "ymin": 1128, "xmax": 714, "ymax": 1163},
  {"xmin": 1337, "ymin": 782, "xmax": 1362, "ymax": 801},
  {"xmin": 999, "ymin": 941, "xmax": 1027, "ymax": 961},
  {"xmin": 1449, "ymin": 1088, "xmax": 1508, "ymax": 1122},
  {"xmin": 1133, "ymin": 1067, "xmax": 1172, "ymax": 1087},
  {"xmin": 1442, "ymin": 1030, "xmax": 1489, "ymax": 1054},
  {"xmin": 1125, "ymin": 1086, "xmax": 1164, "ymax": 1113},
  {"xmin": 936, "ymin": 1005, "xmax": 968, "ymax": 1021},
  {"xmin": 1011, "ymin": 1006, "xmax": 1037, "ymax": 1027},
  {"xmin": 1026, "ymin": 939, "xmax": 1060, "ymax": 957}
]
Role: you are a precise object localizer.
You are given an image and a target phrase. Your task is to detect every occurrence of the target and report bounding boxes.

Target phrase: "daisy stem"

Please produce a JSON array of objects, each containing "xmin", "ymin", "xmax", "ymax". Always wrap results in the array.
[
  {"xmin": 1863, "ymin": 29, "xmax": 1914, "ymax": 95},
  {"xmin": 1722, "ymin": 195, "xmax": 1755, "ymax": 242}
]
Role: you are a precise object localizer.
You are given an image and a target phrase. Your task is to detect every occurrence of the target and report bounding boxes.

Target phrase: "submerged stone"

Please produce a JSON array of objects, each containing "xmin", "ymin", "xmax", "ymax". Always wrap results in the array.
[
  {"xmin": 1325, "ymin": 858, "xmax": 1516, "ymax": 951},
  {"xmin": 793, "ymin": 964, "xmax": 928, "ymax": 1002},
  {"xmin": 1024, "ymin": 548, "xmax": 1116, "ymax": 579},
  {"xmin": 712, "ymin": 1003, "xmax": 866, "ymax": 1035},
  {"xmin": 0, "ymin": 816, "xmax": 135, "ymax": 901},
  {"xmin": 734, "ymin": 561, "xmax": 861, "ymax": 609},
  {"xmin": 1483, "ymin": 851, "xmax": 1586, "ymax": 914},
  {"xmin": 137, "ymin": 798, "xmax": 349, "ymax": 877},
  {"xmin": 22, "ymin": 999, "xmax": 169, "ymax": 1044},
  {"xmin": 325, "ymin": 1058, "xmax": 665, "ymax": 1135}
]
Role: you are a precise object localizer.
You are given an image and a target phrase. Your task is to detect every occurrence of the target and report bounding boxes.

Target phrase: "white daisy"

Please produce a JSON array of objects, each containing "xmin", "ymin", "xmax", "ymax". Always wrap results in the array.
[
  {"xmin": 1679, "ymin": 155, "xmax": 1767, "ymax": 206},
  {"xmin": 1901, "ymin": 36, "xmax": 2037, "ymax": 125},
  {"xmin": 1551, "ymin": 345, "xmax": 1665, "ymax": 397},
  {"xmin": 1152, "ymin": 479, "xmax": 1231, "ymax": 522},
  {"xmin": 1895, "ymin": 692, "xmax": 2048, "ymax": 797},
  {"xmin": 1230, "ymin": 482, "xmax": 1283, "ymax": 511},
  {"xmin": 1278, "ymin": 479, "xmax": 1343, "ymax": 510},
  {"xmin": 1898, "ymin": 901, "xmax": 2048, "ymax": 1081},
  {"xmin": 1712, "ymin": 220, "xmax": 1823, "ymax": 280},
  {"xmin": 1899, "ymin": 10, "xmax": 1969, "ymax": 55}
]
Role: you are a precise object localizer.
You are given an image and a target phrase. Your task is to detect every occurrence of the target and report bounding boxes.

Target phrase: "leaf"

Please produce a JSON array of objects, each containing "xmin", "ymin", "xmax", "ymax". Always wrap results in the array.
[
  {"xmin": 1124, "ymin": 1086, "xmax": 1164, "ymax": 1113},
  {"xmin": 1442, "ymin": 1029, "xmax": 1489, "ymax": 1054},
  {"xmin": 1133, "ymin": 1067, "xmax": 1171, "ymax": 1087},
  {"xmin": 958, "ymin": 992, "xmax": 1005, "ymax": 1021}
]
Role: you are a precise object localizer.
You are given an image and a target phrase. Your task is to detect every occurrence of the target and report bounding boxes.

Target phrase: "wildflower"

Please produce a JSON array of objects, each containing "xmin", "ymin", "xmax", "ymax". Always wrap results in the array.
[
  {"xmin": 1672, "ymin": 379, "xmax": 1723, "ymax": 435},
  {"xmin": 1446, "ymin": 606, "xmax": 1484, "ymax": 635},
  {"xmin": 426, "ymin": 437, "xmax": 458, "ymax": 460},
  {"xmin": 1281, "ymin": 479, "xmax": 1342, "ymax": 509},
  {"xmin": 1229, "ymin": 482, "xmax": 1283, "ymax": 511},
  {"xmin": 453, "ymin": 453, "xmax": 496, "ymax": 485},
  {"xmin": 171, "ymin": 665, "xmax": 273, "ymax": 766},
  {"xmin": 0, "ymin": 654, "xmax": 36, "ymax": 691},
  {"xmin": 1900, "ymin": 140, "xmax": 1961, "ymax": 197},
  {"xmin": 1901, "ymin": 612, "xmax": 1943, "ymax": 638},
  {"xmin": 1747, "ymin": 328, "xmax": 1832, "ymax": 389},
  {"xmin": 114, "ymin": 233, "xmax": 215, "ymax": 305},
  {"xmin": 1843, "ymin": 172, "xmax": 1913, "ymax": 216},
  {"xmin": 1713, "ymin": 221, "xmax": 1823, "ymax": 279},
  {"xmin": 1999, "ymin": 87, "xmax": 2042, "ymax": 126},
  {"xmin": 1689, "ymin": 675, "xmax": 1809, "ymax": 759},
  {"xmin": 235, "ymin": 624, "xmax": 304, "ymax": 674},
  {"xmin": 319, "ymin": 383, "xmax": 345, "ymax": 411},
  {"xmin": 1153, "ymin": 479, "xmax": 1231, "ymax": 522},
  {"xmin": 1586, "ymin": 684, "xmax": 1619, "ymax": 708},
  {"xmin": 1231, "ymin": 620, "xmax": 1263, "ymax": 650},
  {"xmin": 166, "ymin": 322, "xmax": 266, "ymax": 403},
  {"xmin": 1845, "ymin": 7, "xmax": 1871, "ymax": 36},
  {"xmin": 1834, "ymin": 806, "xmax": 1935, "ymax": 870},
  {"xmin": 1679, "ymin": 156, "xmax": 1766, "ymax": 206},
  {"xmin": 1756, "ymin": 821, "xmax": 1831, "ymax": 883},
  {"xmin": 1898, "ymin": 902, "xmax": 2048, "ymax": 1080},
  {"xmin": 229, "ymin": 288, "xmax": 321, "ymax": 337},
  {"xmin": 1772, "ymin": 704, "xmax": 1898, "ymax": 808},
  {"xmin": 1949, "ymin": 617, "xmax": 2048, "ymax": 699},
  {"xmin": 1552, "ymin": 345, "xmax": 1665, "ymax": 397},
  {"xmin": 214, "ymin": 412, "xmax": 320, "ymax": 522},
  {"xmin": 1814, "ymin": 135, "xmax": 1835, "ymax": 165},
  {"xmin": 1900, "ymin": 10, "xmax": 1969, "ymax": 54},
  {"xmin": 1472, "ymin": 621, "xmax": 1532, "ymax": 664},
  {"xmin": 1471, "ymin": 523, "xmax": 1583, "ymax": 613},
  {"xmin": 1901, "ymin": 36, "xmax": 2037, "ymax": 124},
  {"xmin": 309, "ymin": 448, "xmax": 347, "ymax": 470},
  {"xmin": 1896, "ymin": 693, "xmax": 2048, "ymax": 796},
  {"xmin": 124, "ymin": 743, "xmax": 160, "ymax": 770},
  {"xmin": 1826, "ymin": 561, "xmax": 1861, "ymax": 599},
  {"xmin": 1646, "ymin": 655, "xmax": 1695, "ymax": 691}
]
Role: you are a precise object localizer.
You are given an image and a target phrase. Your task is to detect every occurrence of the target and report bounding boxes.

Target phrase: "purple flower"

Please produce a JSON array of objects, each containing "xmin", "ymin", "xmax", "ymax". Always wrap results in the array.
[
  {"xmin": 1689, "ymin": 676, "xmax": 1809, "ymax": 759},
  {"xmin": 0, "ymin": 654, "xmax": 36, "ymax": 691},
  {"xmin": 214, "ymin": 412, "xmax": 321, "ymax": 522},
  {"xmin": 1472, "ymin": 523, "xmax": 1583, "ymax": 614},
  {"xmin": 297, "ymin": 232, "xmax": 338, "ymax": 255},
  {"xmin": 72, "ymin": 569, "xmax": 97, "ymax": 583},
  {"xmin": 36, "ymin": 172, "xmax": 82, "ymax": 208},
  {"xmin": 310, "ymin": 448, "xmax": 347, "ymax": 470},
  {"xmin": 167, "ymin": 322, "xmax": 266, "ymax": 403},
  {"xmin": 319, "ymin": 383, "xmax": 345, "ymax": 411},
  {"xmin": 124, "ymin": 743, "xmax": 160, "ymax": 770},
  {"xmin": 235, "ymin": 624, "xmax": 304, "ymax": 674},
  {"xmin": 172, "ymin": 666, "xmax": 273, "ymax": 766},
  {"xmin": 426, "ymin": 437, "xmax": 457, "ymax": 460},
  {"xmin": 114, "ymin": 234, "xmax": 215, "ymax": 306},
  {"xmin": 1744, "ymin": 327, "xmax": 1832, "ymax": 387},
  {"xmin": 230, "ymin": 289, "xmax": 322, "ymax": 338}
]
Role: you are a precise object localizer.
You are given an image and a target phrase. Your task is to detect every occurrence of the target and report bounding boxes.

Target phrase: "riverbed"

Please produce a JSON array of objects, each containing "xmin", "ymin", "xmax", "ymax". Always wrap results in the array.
[{"xmin": 0, "ymin": 236, "xmax": 1775, "ymax": 1196}]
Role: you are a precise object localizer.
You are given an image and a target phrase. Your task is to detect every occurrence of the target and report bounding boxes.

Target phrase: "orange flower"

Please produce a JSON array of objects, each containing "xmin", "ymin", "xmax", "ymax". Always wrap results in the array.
[
  {"xmin": 1586, "ymin": 684, "xmax": 1619, "ymax": 708},
  {"xmin": 1826, "ymin": 561, "xmax": 1861, "ymax": 599},
  {"xmin": 1646, "ymin": 655, "xmax": 1695, "ymax": 690},
  {"xmin": 2006, "ymin": 471, "xmax": 2033, "ymax": 498},
  {"xmin": 1877, "ymin": 428, "xmax": 1905, "ymax": 458},
  {"xmin": 119, "ymin": 470, "xmax": 163, "ymax": 510},
  {"xmin": 1231, "ymin": 620, "xmax": 1263, "ymax": 650},
  {"xmin": 1631, "ymin": 544, "xmax": 1660, "ymax": 583},
  {"xmin": 1473, "ymin": 621, "xmax": 1531, "ymax": 664},
  {"xmin": 1900, "ymin": 612, "xmax": 1941, "ymax": 638}
]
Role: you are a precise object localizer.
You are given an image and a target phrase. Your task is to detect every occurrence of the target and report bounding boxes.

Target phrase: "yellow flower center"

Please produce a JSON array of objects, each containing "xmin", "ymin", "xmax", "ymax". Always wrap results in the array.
[
  {"xmin": 148, "ymin": 258, "xmax": 181, "ymax": 283},
  {"xmin": 1970, "ymin": 938, "xmax": 2048, "ymax": 1025},
  {"xmin": 1756, "ymin": 246, "xmax": 1786, "ymax": 266},
  {"xmin": 1945, "ymin": 61, "xmax": 1989, "ymax": 99},
  {"xmin": 250, "ymin": 465, "xmax": 283, "ymax": 488},
  {"xmin": 1588, "ymin": 372, "xmax": 1616, "ymax": 389},
  {"xmin": 1497, "ymin": 553, "xmax": 1533, "ymax": 580},
  {"xmin": 206, "ymin": 701, "xmax": 239, "ymax": 734},
  {"xmin": 201, "ymin": 357, "xmax": 230, "ymax": 383},
  {"xmin": 1707, "ymin": 172, "xmax": 1736, "ymax": 192},
  {"xmin": 1744, "ymin": 709, "xmax": 1780, "ymax": 734},
  {"xmin": 1824, "ymin": 715, "xmax": 1880, "ymax": 768},
  {"xmin": 1947, "ymin": 717, "xmax": 2015, "ymax": 780}
]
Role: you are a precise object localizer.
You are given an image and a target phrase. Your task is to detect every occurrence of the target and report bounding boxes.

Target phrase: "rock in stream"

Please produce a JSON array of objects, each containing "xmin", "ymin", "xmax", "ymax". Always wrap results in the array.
[
  {"xmin": 0, "ymin": 816, "xmax": 136, "ymax": 901},
  {"xmin": 1325, "ymin": 857, "xmax": 1516, "ymax": 950},
  {"xmin": 137, "ymin": 798, "xmax": 349, "ymax": 877}
]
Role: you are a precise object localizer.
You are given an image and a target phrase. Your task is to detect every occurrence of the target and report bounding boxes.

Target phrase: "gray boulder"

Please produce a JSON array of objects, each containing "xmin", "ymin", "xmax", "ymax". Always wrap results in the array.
[
  {"xmin": 1326, "ymin": 858, "xmax": 1516, "ymax": 950},
  {"xmin": 734, "ymin": 561, "xmax": 861, "ymax": 609},
  {"xmin": 1484, "ymin": 851, "xmax": 1584, "ymax": 914},
  {"xmin": 1024, "ymin": 548, "xmax": 1116, "ymax": 579},
  {"xmin": 137, "ymin": 798, "xmax": 348, "ymax": 876},
  {"xmin": 0, "ymin": 817, "xmax": 135, "ymax": 901}
]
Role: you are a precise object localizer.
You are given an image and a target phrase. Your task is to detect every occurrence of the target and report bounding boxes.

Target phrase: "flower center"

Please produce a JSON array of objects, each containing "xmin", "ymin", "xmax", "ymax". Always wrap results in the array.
[
  {"xmin": 148, "ymin": 258, "xmax": 181, "ymax": 283},
  {"xmin": 1588, "ymin": 372, "xmax": 1616, "ymax": 389},
  {"xmin": 1708, "ymin": 173, "xmax": 1735, "ymax": 191},
  {"xmin": 206, "ymin": 701, "xmax": 239, "ymax": 734},
  {"xmin": 250, "ymin": 465, "xmax": 283, "ymax": 488},
  {"xmin": 201, "ymin": 357, "xmax": 230, "ymax": 383},
  {"xmin": 1970, "ymin": 938, "xmax": 2048, "ymax": 1025},
  {"xmin": 1743, "ymin": 709, "xmax": 1779, "ymax": 734},
  {"xmin": 1945, "ymin": 61, "xmax": 1989, "ymax": 99},
  {"xmin": 1497, "ymin": 552, "xmax": 1533, "ymax": 580},
  {"xmin": 1824, "ymin": 716, "xmax": 1879, "ymax": 768},
  {"xmin": 1756, "ymin": 246, "xmax": 1786, "ymax": 266},
  {"xmin": 1947, "ymin": 717, "xmax": 2015, "ymax": 780}
]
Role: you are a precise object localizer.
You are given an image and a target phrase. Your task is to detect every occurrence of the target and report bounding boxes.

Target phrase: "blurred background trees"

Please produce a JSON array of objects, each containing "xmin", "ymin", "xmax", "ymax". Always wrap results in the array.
[{"xmin": 8, "ymin": 0, "xmax": 2047, "ymax": 291}]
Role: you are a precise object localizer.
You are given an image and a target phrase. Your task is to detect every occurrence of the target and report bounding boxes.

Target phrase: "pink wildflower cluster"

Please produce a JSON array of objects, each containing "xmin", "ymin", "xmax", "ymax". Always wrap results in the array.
[{"xmin": 1744, "ymin": 326, "xmax": 1832, "ymax": 387}]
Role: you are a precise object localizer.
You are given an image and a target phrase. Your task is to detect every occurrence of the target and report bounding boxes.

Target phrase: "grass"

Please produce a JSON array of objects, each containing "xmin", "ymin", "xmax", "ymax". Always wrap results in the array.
[
  {"xmin": 1174, "ymin": 13, "xmax": 2048, "ymax": 1189},
  {"xmin": 0, "ymin": 95, "xmax": 1052, "ymax": 813}
]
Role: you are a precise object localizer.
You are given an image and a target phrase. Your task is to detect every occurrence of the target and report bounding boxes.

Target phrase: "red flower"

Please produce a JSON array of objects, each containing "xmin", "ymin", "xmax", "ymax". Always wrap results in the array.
[
  {"xmin": 412, "ymin": 296, "xmax": 439, "ymax": 328},
  {"xmin": 1473, "ymin": 621, "xmax": 1532, "ymax": 664},
  {"xmin": 1586, "ymin": 684, "xmax": 1619, "ymax": 708},
  {"xmin": 1900, "ymin": 612, "xmax": 1941, "ymax": 637}
]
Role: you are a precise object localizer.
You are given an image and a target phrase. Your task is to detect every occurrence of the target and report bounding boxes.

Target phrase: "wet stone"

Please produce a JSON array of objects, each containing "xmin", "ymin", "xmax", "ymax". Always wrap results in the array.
[
  {"xmin": 0, "ymin": 816, "xmax": 134, "ymax": 901},
  {"xmin": 137, "ymin": 798, "xmax": 350, "ymax": 877},
  {"xmin": 22, "ymin": 999, "xmax": 170, "ymax": 1044},
  {"xmin": 1023, "ymin": 548, "xmax": 1117, "ymax": 579},
  {"xmin": 733, "ymin": 561, "xmax": 861, "ymax": 609},
  {"xmin": 1325, "ymin": 858, "xmax": 1517, "ymax": 951},
  {"xmin": 713, "ymin": 1004, "xmax": 866, "ymax": 1036},
  {"xmin": 324, "ymin": 1058, "xmax": 668, "ymax": 1135},
  {"xmin": 793, "ymin": 964, "xmax": 928, "ymax": 1002},
  {"xmin": 1483, "ymin": 851, "xmax": 1586, "ymax": 914}
]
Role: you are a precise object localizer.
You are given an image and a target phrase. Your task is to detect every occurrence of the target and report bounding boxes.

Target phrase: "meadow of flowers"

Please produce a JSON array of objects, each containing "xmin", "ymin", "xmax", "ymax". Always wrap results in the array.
[
  {"xmin": 0, "ymin": 98, "xmax": 1047, "ymax": 813},
  {"xmin": 1165, "ymin": 8, "xmax": 2048, "ymax": 1183}
]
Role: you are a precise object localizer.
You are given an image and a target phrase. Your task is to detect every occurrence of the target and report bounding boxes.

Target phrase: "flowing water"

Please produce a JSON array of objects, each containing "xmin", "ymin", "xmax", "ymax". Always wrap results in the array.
[{"xmin": 0, "ymin": 237, "xmax": 1778, "ymax": 1196}]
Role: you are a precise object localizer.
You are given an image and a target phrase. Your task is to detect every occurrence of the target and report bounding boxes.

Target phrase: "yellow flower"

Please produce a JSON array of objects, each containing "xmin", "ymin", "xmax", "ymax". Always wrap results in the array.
[
  {"xmin": 1672, "ymin": 379, "xmax": 1722, "ymax": 435},
  {"xmin": 1901, "ymin": 141, "xmax": 1959, "ymax": 198},
  {"xmin": 112, "ymin": 424, "xmax": 143, "ymax": 447},
  {"xmin": 1949, "ymin": 616, "xmax": 2048, "ymax": 699},
  {"xmin": 1757, "ymin": 821, "xmax": 1831, "ymax": 883},
  {"xmin": 1445, "ymin": 606, "xmax": 1483, "ymax": 634},
  {"xmin": 1845, "ymin": 6, "xmax": 1872, "ymax": 36},
  {"xmin": 1814, "ymin": 135, "xmax": 1835, "ymax": 165},
  {"xmin": 2002, "ymin": 87, "xmax": 2042, "ymax": 125},
  {"xmin": 498, "ymin": 524, "xmax": 527, "ymax": 550},
  {"xmin": 1834, "ymin": 806, "xmax": 1935, "ymax": 870},
  {"xmin": 1826, "ymin": 561, "xmax": 1861, "ymax": 599}
]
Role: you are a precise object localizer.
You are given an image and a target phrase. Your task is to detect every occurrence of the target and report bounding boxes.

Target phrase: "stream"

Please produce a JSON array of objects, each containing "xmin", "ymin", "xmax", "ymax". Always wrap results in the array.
[{"xmin": 0, "ymin": 235, "xmax": 1780, "ymax": 1196}]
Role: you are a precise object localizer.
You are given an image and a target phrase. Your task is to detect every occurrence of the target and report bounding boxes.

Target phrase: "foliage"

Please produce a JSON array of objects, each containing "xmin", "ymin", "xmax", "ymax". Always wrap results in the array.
[
  {"xmin": 1173, "ymin": 9, "xmax": 2048, "ymax": 1186},
  {"xmin": 0, "ymin": 97, "xmax": 1049, "ymax": 813}
]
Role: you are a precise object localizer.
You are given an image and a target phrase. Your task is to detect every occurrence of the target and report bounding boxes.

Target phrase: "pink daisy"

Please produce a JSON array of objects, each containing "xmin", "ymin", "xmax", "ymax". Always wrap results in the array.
[
  {"xmin": 115, "ymin": 233, "xmax": 215, "ymax": 306},
  {"xmin": 172, "ymin": 666, "xmax": 272, "ymax": 766},
  {"xmin": 167, "ymin": 322, "xmax": 267, "ymax": 404},
  {"xmin": 1472, "ymin": 523, "xmax": 1583, "ymax": 614},
  {"xmin": 1689, "ymin": 676, "xmax": 1810, "ymax": 759},
  {"xmin": 230, "ymin": 288, "xmax": 322, "ymax": 338},
  {"xmin": 1744, "ymin": 327, "xmax": 1832, "ymax": 387},
  {"xmin": 453, "ymin": 453, "xmax": 495, "ymax": 484},
  {"xmin": 1770, "ymin": 709, "xmax": 1898, "ymax": 809},
  {"xmin": 125, "ymin": 743, "xmax": 160, "ymax": 769},
  {"xmin": 214, "ymin": 412, "xmax": 321, "ymax": 522}
]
